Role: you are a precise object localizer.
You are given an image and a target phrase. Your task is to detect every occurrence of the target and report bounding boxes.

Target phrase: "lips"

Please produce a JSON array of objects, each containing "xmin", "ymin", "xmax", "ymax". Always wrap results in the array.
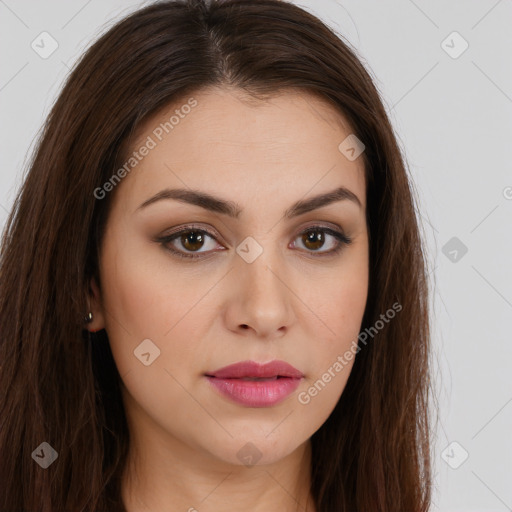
[
  {"xmin": 205, "ymin": 360, "xmax": 304, "ymax": 379},
  {"xmin": 205, "ymin": 360, "xmax": 304, "ymax": 408}
]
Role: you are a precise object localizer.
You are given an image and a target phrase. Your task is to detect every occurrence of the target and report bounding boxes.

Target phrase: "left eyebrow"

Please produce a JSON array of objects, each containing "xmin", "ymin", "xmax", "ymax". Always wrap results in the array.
[{"xmin": 136, "ymin": 186, "xmax": 363, "ymax": 218}]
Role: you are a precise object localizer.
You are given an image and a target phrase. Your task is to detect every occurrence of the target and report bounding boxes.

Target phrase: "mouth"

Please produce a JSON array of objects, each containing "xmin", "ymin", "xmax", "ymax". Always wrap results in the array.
[
  {"xmin": 226, "ymin": 376, "xmax": 280, "ymax": 381},
  {"xmin": 204, "ymin": 360, "xmax": 303, "ymax": 407},
  {"xmin": 205, "ymin": 359, "xmax": 304, "ymax": 379}
]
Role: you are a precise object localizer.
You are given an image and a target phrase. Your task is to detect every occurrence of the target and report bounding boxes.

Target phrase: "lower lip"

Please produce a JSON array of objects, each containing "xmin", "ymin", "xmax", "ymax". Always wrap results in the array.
[{"xmin": 205, "ymin": 376, "xmax": 302, "ymax": 407}]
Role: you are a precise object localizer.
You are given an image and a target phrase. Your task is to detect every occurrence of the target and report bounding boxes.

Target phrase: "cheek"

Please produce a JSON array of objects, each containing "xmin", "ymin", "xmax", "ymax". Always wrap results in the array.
[
  {"xmin": 328, "ymin": 276, "xmax": 368, "ymax": 341},
  {"xmin": 97, "ymin": 241, "xmax": 160, "ymax": 355},
  {"xmin": 292, "ymin": 300, "xmax": 365, "ymax": 422},
  {"xmin": 290, "ymin": 272, "xmax": 367, "ymax": 439},
  {"xmin": 99, "ymin": 240, "xmax": 219, "ymax": 377},
  {"xmin": 295, "ymin": 257, "xmax": 368, "ymax": 399}
]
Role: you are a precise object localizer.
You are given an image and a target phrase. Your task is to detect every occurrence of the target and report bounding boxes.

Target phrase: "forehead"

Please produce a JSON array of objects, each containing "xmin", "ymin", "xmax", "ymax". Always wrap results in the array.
[{"xmin": 115, "ymin": 86, "xmax": 366, "ymax": 213}]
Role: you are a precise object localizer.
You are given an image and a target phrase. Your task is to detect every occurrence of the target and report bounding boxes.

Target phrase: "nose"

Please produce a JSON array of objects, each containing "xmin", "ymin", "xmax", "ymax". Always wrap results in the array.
[{"xmin": 224, "ymin": 245, "xmax": 295, "ymax": 339}]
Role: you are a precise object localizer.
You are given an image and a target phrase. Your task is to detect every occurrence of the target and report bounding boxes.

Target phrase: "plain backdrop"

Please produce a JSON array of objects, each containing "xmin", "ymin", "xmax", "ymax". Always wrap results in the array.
[{"xmin": 1, "ymin": 1, "xmax": 511, "ymax": 510}]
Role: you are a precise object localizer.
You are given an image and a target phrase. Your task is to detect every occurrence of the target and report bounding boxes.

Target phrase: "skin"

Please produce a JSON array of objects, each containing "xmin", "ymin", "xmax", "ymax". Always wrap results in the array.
[{"xmin": 87, "ymin": 86, "xmax": 369, "ymax": 512}]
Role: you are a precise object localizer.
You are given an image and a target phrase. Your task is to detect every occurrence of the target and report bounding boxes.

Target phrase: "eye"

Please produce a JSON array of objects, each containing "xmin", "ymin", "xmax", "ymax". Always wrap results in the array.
[
  {"xmin": 290, "ymin": 225, "xmax": 352, "ymax": 257},
  {"xmin": 157, "ymin": 226, "xmax": 222, "ymax": 260},
  {"xmin": 156, "ymin": 224, "xmax": 352, "ymax": 260}
]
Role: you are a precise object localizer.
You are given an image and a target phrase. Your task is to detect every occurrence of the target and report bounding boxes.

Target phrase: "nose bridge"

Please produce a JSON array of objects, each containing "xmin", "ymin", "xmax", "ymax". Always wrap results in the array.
[
  {"xmin": 238, "ymin": 236, "xmax": 283, "ymax": 297},
  {"xmin": 231, "ymin": 234, "xmax": 294, "ymax": 333}
]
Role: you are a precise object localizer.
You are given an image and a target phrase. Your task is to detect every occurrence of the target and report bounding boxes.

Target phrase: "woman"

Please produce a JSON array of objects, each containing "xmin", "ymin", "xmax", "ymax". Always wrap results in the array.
[{"xmin": 0, "ymin": 0, "xmax": 434, "ymax": 510}]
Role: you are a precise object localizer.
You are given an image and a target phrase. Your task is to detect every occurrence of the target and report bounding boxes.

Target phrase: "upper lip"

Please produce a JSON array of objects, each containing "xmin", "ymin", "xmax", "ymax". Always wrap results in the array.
[{"xmin": 205, "ymin": 360, "xmax": 304, "ymax": 379}]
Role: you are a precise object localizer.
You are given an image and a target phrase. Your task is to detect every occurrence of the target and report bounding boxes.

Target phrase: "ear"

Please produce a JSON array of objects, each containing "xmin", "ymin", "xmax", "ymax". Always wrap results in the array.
[{"xmin": 85, "ymin": 276, "xmax": 106, "ymax": 333}]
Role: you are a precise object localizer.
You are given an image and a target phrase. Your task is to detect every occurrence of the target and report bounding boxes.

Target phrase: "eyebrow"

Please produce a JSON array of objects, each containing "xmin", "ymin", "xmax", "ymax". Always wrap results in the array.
[{"xmin": 136, "ymin": 186, "xmax": 363, "ymax": 219}]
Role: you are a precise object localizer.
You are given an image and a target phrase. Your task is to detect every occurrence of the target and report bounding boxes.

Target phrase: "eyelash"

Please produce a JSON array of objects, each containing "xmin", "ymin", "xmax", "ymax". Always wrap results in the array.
[{"xmin": 156, "ymin": 224, "xmax": 352, "ymax": 261}]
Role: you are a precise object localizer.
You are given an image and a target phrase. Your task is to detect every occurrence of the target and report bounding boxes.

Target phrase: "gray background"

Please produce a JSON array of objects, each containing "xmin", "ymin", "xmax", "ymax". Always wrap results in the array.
[{"xmin": 1, "ymin": 1, "xmax": 511, "ymax": 510}]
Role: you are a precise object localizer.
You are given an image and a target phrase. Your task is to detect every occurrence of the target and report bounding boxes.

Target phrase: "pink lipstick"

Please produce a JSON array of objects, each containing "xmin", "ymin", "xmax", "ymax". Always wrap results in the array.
[{"xmin": 205, "ymin": 360, "xmax": 303, "ymax": 407}]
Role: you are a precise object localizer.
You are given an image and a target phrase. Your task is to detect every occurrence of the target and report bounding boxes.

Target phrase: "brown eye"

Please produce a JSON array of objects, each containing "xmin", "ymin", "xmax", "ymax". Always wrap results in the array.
[
  {"xmin": 158, "ymin": 227, "xmax": 222, "ymax": 260},
  {"xmin": 292, "ymin": 227, "xmax": 351, "ymax": 256},
  {"xmin": 301, "ymin": 230, "xmax": 326, "ymax": 251},
  {"xmin": 179, "ymin": 231, "xmax": 206, "ymax": 252}
]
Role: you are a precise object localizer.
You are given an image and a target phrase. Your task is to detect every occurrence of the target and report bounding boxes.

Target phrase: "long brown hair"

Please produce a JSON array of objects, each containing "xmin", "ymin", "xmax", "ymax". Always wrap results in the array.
[{"xmin": 0, "ymin": 1, "xmax": 434, "ymax": 510}]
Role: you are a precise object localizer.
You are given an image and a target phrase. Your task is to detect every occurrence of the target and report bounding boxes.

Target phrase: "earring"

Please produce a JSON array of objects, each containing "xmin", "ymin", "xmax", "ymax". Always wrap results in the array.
[{"xmin": 85, "ymin": 311, "xmax": 94, "ymax": 324}]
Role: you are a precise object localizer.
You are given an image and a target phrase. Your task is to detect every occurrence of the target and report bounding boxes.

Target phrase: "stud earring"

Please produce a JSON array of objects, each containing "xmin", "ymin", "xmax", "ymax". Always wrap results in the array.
[{"xmin": 85, "ymin": 311, "xmax": 94, "ymax": 324}]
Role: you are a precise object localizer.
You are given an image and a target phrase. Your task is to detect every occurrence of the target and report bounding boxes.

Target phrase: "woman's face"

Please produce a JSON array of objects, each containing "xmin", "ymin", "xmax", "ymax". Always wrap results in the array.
[{"xmin": 91, "ymin": 86, "xmax": 369, "ymax": 467}]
